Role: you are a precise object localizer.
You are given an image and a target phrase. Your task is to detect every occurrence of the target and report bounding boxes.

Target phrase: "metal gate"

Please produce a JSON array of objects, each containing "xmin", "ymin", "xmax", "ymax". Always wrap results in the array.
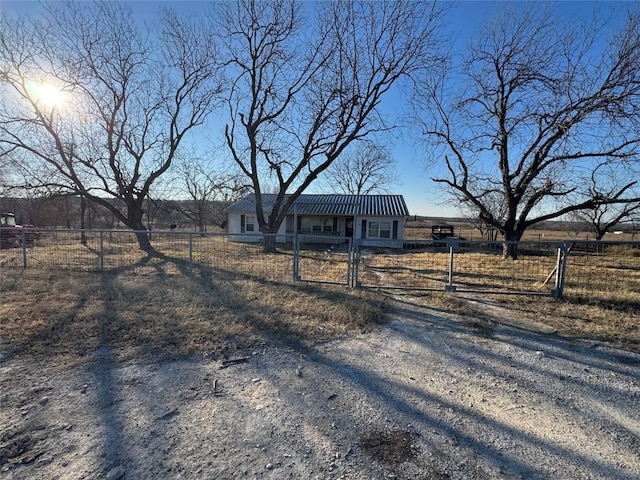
[
  {"xmin": 353, "ymin": 240, "xmax": 563, "ymax": 296},
  {"xmin": 294, "ymin": 238, "xmax": 566, "ymax": 297},
  {"xmin": 354, "ymin": 243, "xmax": 452, "ymax": 290}
]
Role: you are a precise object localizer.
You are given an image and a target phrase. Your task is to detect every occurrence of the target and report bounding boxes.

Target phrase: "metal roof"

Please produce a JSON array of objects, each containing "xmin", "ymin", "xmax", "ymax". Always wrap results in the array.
[{"xmin": 225, "ymin": 193, "xmax": 409, "ymax": 217}]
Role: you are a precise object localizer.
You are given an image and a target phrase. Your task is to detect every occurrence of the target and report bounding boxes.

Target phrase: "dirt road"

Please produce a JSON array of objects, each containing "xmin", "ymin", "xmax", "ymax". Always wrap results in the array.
[{"xmin": 2, "ymin": 295, "xmax": 639, "ymax": 479}]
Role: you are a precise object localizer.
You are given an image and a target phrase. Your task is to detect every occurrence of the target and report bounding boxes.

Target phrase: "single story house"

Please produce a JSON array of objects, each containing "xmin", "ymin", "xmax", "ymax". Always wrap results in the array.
[{"xmin": 225, "ymin": 193, "xmax": 409, "ymax": 248}]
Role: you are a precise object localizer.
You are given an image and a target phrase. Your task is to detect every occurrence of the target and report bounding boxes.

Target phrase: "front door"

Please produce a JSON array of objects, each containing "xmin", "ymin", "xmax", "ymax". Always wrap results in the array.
[{"xmin": 345, "ymin": 218, "xmax": 354, "ymax": 237}]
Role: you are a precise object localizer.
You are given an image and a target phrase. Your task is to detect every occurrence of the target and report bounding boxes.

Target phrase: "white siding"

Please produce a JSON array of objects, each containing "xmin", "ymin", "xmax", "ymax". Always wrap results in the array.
[
  {"xmin": 227, "ymin": 212, "xmax": 289, "ymax": 242},
  {"xmin": 357, "ymin": 216, "xmax": 405, "ymax": 248},
  {"xmin": 228, "ymin": 212, "xmax": 406, "ymax": 248}
]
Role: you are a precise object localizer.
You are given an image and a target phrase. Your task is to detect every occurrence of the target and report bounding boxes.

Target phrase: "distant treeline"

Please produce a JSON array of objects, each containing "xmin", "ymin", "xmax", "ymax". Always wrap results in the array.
[
  {"xmin": 406, "ymin": 215, "xmax": 637, "ymax": 233},
  {"xmin": 0, "ymin": 196, "xmax": 232, "ymax": 231}
]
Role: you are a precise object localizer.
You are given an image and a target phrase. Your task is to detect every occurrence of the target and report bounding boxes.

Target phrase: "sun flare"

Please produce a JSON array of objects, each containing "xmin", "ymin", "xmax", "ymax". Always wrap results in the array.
[{"xmin": 26, "ymin": 79, "xmax": 68, "ymax": 109}]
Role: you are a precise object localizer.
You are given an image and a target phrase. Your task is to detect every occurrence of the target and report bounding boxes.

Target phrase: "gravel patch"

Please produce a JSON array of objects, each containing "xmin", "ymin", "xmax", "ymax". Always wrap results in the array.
[{"xmin": 1, "ymin": 295, "xmax": 639, "ymax": 479}]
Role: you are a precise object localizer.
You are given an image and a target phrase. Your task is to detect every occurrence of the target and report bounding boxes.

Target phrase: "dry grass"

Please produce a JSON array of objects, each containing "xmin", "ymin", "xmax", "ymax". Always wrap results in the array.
[
  {"xmin": 496, "ymin": 295, "xmax": 639, "ymax": 352},
  {"xmin": 359, "ymin": 247, "xmax": 559, "ymax": 293},
  {"xmin": 404, "ymin": 217, "xmax": 638, "ymax": 242},
  {"xmin": 1, "ymin": 232, "xmax": 638, "ymax": 360},
  {"xmin": 401, "ymin": 291, "xmax": 639, "ymax": 353},
  {"xmin": 0, "ymin": 268, "xmax": 385, "ymax": 365}
]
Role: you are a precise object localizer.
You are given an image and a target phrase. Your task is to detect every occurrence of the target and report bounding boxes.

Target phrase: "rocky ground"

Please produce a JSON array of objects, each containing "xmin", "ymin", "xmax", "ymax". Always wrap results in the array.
[{"xmin": 1, "ymin": 294, "xmax": 640, "ymax": 479}]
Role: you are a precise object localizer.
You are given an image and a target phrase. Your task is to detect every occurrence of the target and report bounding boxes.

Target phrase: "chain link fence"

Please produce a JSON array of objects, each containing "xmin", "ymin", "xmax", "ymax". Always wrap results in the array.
[{"xmin": 1, "ymin": 229, "xmax": 638, "ymax": 305}]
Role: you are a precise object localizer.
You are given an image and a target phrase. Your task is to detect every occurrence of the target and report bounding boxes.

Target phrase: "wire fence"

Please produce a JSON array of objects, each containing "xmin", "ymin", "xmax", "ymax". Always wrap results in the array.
[
  {"xmin": 560, "ymin": 241, "xmax": 640, "ymax": 304},
  {"xmin": 355, "ymin": 241, "xmax": 560, "ymax": 295},
  {"xmin": 0, "ymin": 230, "xmax": 295, "ymax": 282},
  {"xmin": 1, "ymin": 229, "xmax": 638, "ymax": 306}
]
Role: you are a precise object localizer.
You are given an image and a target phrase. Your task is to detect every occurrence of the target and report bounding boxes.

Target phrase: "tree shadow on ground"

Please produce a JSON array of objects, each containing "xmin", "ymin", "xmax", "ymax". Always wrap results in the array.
[{"xmin": 3, "ymin": 252, "xmax": 639, "ymax": 478}]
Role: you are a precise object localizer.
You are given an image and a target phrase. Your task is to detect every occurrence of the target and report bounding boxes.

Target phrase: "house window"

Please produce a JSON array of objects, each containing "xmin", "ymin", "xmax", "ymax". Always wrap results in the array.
[
  {"xmin": 300, "ymin": 217, "xmax": 333, "ymax": 233},
  {"xmin": 241, "ymin": 214, "xmax": 256, "ymax": 233},
  {"xmin": 301, "ymin": 218, "xmax": 313, "ymax": 232},
  {"xmin": 368, "ymin": 221, "xmax": 392, "ymax": 239}
]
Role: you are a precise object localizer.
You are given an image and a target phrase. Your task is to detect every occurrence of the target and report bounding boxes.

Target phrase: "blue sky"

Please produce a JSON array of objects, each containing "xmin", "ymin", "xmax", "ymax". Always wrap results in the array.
[{"xmin": 1, "ymin": 1, "xmax": 630, "ymax": 217}]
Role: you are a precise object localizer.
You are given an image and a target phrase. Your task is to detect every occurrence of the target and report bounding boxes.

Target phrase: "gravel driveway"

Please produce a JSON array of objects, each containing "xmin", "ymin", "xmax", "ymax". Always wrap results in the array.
[{"xmin": 2, "ymin": 294, "xmax": 639, "ymax": 479}]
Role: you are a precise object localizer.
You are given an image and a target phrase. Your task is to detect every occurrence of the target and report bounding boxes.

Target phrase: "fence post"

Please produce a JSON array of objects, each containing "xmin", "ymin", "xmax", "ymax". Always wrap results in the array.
[
  {"xmin": 21, "ymin": 229, "xmax": 27, "ymax": 269},
  {"xmin": 292, "ymin": 241, "xmax": 296, "ymax": 282},
  {"xmin": 552, "ymin": 242, "xmax": 569, "ymax": 299},
  {"xmin": 293, "ymin": 234, "xmax": 301, "ymax": 282},
  {"xmin": 445, "ymin": 243, "xmax": 457, "ymax": 292},
  {"xmin": 99, "ymin": 230, "xmax": 104, "ymax": 272},
  {"xmin": 346, "ymin": 238, "xmax": 352, "ymax": 286},
  {"xmin": 559, "ymin": 243, "xmax": 571, "ymax": 297},
  {"xmin": 292, "ymin": 205, "xmax": 300, "ymax": 282},
  {"xmin": 352, "ymin": 240, "xmax": 361, "ymax": 287},
  {"xmin": 188, "ymin": 233, "xmax": 193, "ymax": 276}
]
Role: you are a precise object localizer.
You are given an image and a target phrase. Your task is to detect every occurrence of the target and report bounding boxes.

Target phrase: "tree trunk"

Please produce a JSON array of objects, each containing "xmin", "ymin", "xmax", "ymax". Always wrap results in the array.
[
  {"xmin": 129, "ymin": 209, "xmax": 153, "ymax": 252},
  {"xmin": 80, "ymin": 195, "xmax": 87, "ymax": 245},
  {"xmin": 260, "ymin": 221, "xmax": 281, "ymax": 253},
  {"xmin": 134, "ymin": 228, "xmax": 154, "ymax": 252},
  {"xmin": 502, "ymin": 230, "xmax": 522, "ymax": 260},
  {"xmin": 262, "ymin": 233, "xmax": 277, "ymax": 253},
  {"xmin": 124, "ymin": 200, "xmax": 155, "ymax": 252}
]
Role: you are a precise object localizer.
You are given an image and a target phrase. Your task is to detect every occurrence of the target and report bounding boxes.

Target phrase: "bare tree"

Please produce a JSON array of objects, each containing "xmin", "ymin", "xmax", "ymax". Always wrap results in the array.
[
  {"xmin": 570, "ymin": 164, "xmax": 640, "ymax": 239},
  {"xmin": 175, "ymin": 156, "xmax": 249, "ymax": 232},
  {"xmin": 321, "ymin": 143, "xmax": 399, "ymax": 195},
  {"xmin": 0, "ymin": 2, "xmax": 221, "ymax": 250},
  {"xmin": 418, "ymin": 5, "xmax": 640, "ymax": 258},
  {"xmin": 571, "ymin": 203, "xmax": 640, "ymax": 240},
  {"xmin": 216, "ymin": 0, "xmax": 446, "ymax": 251},
  {"xmin": 630, "ymin": 217, "xmax": 640, "ymax": 239}
]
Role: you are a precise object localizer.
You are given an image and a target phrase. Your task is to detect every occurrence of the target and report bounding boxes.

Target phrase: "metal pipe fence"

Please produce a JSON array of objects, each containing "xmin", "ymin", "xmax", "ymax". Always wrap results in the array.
[{"xmin": 1, "ymin": 229, "xmax": 638, "ymax": 305}]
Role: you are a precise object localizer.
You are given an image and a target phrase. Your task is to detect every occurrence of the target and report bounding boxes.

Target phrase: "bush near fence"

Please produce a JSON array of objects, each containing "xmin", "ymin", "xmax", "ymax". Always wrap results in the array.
[{"xmin": 0, "ymin": 229, "xmax": 638, "ymax": 307}]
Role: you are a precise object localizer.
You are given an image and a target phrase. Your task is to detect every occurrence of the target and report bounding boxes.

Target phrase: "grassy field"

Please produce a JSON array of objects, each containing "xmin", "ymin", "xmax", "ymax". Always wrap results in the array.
[
  {"xmin": 1, "ymin": 230, "xmax": 638, "ymax": 360},
  {"xmin": 0, "ymin": 268, "xmax": 385, "ymax": 365},
  {"xmin": 403, "ymin": 217, "xmax": 638, "ymax": 242},
  {"xmin": 1, "ymin": 266, "xmax": 638, "ymax": 366}
]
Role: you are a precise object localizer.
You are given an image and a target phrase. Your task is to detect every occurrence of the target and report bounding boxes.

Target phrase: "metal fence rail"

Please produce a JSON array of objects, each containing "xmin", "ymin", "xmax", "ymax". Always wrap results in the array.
[
  {"xmin": 356, "ymin": 246, "xmax": 450, "ymax": 290},
  {"xmin": 355, "ymin": 240, "xmax": 560, "ymax": 296},
  {"xmin": 1, "ymin": 229, "xmax": 638, "ymax": 305},
  {"xmin": 443, "ymin": 241, "xmax": 559, "ymax": 295}
]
